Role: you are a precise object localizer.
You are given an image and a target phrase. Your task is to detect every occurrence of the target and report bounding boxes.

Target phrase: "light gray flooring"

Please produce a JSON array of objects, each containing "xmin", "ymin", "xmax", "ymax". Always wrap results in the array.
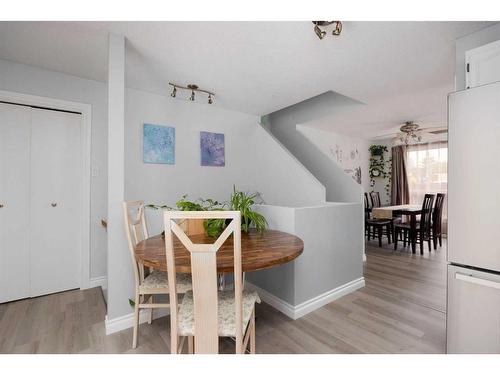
[{"xmin": 0, "ymin": 239, "xmax": 447, "ymax": 354}]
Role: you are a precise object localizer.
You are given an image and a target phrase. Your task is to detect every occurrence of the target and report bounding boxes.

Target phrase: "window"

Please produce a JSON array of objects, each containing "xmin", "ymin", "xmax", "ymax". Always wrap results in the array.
[{"xmin": 406, "ymin": 141, "xmax": 448, "ymax": 220}]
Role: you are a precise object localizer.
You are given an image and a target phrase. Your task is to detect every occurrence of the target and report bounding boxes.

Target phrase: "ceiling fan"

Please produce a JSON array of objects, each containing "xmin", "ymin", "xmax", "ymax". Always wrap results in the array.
[{"xmin": 373, "ymin": 121, "xmax": 448, "ymax": 145}]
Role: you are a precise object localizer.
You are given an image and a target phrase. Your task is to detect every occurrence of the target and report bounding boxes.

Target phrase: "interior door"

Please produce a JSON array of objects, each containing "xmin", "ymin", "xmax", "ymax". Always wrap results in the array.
[
  {"xmin": 448, "ymin": 82, "xmax": 500, "ymax": 272},
  {"xmin": 0, "ymin": 103, "xmax": 31, "ymax": 303},
  {"xmin": 447, "ymin": 264, "xmax": 500, "ymax": 353},
  {"xmin": 466, "ymin": 39, "xmax": 500, "ymax": 89},
  {"xmin": 29, "ymin": 108, "xmax": 82, "ymax": 297}
]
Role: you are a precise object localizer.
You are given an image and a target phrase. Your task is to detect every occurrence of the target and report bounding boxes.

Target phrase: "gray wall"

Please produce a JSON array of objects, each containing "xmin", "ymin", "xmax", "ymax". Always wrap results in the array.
[
  {"xmin": 250, "ymin": 203, "xmax": 364, "ymax": 306},
  {"xmin": 293, "ymin": 203, "xmax": 363, "ymax": 305},
  {"xmin": 0, "ymin": 58, "xmax": 108, "ymax": 279},
  {"xmin": 456, "ymin": 23, "xmax": 500, "ymax": 91},
  {"xmin": 264, "ymin": 91, "xmax": 363, "ymax": 204}
]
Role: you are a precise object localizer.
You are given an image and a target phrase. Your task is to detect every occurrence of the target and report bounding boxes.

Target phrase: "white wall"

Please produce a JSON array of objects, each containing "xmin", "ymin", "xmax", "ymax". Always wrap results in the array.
[
  {"xmin": 297, "ymin": 125, "xmax": 371, "ymax": 193},
  {"xmin": 0, "ymin": 58, "xmax": 108, "ymax": 279},
  {"xmin": 456, "ymin": 23, "xmax": 500, "ymax": 91}
]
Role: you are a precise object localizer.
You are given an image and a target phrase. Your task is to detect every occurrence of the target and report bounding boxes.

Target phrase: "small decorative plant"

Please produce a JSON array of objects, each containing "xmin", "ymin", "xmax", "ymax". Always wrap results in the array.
[{"xmin": 147, "ymin": 186, "xmax": 267, "ymax": 237}]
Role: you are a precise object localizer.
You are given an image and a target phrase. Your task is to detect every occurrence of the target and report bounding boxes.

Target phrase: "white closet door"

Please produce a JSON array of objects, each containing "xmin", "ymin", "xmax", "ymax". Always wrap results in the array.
[
  {"xmin": 0, "ymin": 103, "xmax": 31, "ymax": 303},
  {"xmin": 29, "ymin": 108, "xmax": 82, "ymax": 297}
]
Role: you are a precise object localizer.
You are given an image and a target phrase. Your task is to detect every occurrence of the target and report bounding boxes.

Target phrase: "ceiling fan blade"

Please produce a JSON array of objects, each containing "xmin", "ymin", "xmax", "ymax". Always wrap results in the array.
[
  {"xmin": 418, "ymin": 126, "xmax": 448, "ymax": 134},
  {"xmin": 371, "ymin": 132, "xmax": 399, "ymax": 140}
]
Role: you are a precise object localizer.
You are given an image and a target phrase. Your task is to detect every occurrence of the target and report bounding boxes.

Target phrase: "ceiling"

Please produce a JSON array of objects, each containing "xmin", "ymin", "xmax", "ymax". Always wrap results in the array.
[{"xmin": 0, "ymin": 21, "xmax": 493, "ymax": 138}]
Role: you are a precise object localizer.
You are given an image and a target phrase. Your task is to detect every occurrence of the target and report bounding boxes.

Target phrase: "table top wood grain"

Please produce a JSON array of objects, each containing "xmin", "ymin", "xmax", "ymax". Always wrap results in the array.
[
  {"xmin": 134, "ymin": 229, "xmax": 304, "ymax": 273},
  {"xmin": 372, "ymin": 204, "xmax": 421, "ymax": 219}
]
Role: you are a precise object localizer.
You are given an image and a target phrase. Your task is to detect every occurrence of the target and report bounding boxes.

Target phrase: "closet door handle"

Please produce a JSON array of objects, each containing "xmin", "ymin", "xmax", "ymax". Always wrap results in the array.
[{"xmin": 51, "ymin": 203, "xmax": 57, "ymax": 207}]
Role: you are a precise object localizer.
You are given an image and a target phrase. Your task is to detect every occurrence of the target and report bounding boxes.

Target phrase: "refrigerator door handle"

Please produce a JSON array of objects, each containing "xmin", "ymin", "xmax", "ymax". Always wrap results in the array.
[{"xmin": 455, "ymin": 272, "xmax": 500, "ymax": 290}]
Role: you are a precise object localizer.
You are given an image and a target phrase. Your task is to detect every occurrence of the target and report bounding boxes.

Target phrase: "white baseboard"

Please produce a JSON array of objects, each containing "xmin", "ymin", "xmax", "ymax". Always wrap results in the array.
[
  {"xmin": 89, "ymin": 276, "xmax": 108, "ymax": 290},
  {"xmin": 246, "ymin": 277, "xmax": 365, "ymax": 320},
  {"xmin": 105, "ymin": 308, "xmax": 170, "ymax": 335}
]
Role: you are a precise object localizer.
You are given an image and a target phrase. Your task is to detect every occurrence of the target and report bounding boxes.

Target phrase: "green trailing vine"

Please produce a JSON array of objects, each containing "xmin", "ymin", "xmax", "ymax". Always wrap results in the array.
[{"xmin": 369, "ymin": 145, "xmax": 392, "ymax": 204}]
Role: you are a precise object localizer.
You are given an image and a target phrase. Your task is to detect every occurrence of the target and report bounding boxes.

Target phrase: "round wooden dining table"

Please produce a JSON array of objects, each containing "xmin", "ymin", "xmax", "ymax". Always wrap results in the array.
[{"xmin": 134, "ymin": 229, "xmax": 304, "ymax": 273}]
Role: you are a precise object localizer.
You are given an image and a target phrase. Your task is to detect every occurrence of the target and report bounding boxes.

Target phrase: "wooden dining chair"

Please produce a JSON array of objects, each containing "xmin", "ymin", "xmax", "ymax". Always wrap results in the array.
[
  {"xmin": 364, "ymin": 192, "xmax": 372, "ymax": 238},
  {"xmin": 432, "ymin": 193, "xmax": 446, "ymax": 250},
  {"xmin": 123, "ymin": 201, "xmax": 192, "ymax": 349},
  {"xmin": 370, "ymin": 191, "xmax": 382, "ymax": 208},
  {"xmin": 394, "ymin": 194, "xmax": 435, "ymax": 253},
  {"xmin": 164, "ymin": 210, "xmax": 260, "ymax": 354},
  {"xmin": 364, "ymin": 195, "xmax": 392, "ymax": 247}
]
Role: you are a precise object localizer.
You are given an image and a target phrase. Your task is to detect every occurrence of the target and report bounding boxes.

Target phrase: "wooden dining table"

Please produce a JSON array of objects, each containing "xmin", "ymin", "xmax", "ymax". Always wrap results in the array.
[
  {"xmin": 134, "ymin": 229, "xmax": 304, "ymax": 273},
  {"xmin": 372, "ymin": 204, "xmax": 422, "ymax": 254}
]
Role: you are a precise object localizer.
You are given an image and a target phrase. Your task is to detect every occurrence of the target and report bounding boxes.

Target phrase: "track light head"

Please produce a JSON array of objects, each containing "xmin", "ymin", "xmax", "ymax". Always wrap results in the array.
[
  {"xmin": 208, "ymin": 94, "xmax": 213, "ymax": 104},
  {"xmin": 171, "ymin": 86, "xmax": 177, "ymax": 98},
  {"xmin": 189, "ymin": 90, "xmax": 195, "ymax": 101}
]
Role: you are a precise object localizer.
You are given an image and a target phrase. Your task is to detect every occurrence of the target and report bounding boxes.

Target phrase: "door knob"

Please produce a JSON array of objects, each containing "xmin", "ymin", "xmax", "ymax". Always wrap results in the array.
[
  {"xmin": 0, "ymin": 203, "xmax": 4, "ymax": 208},
  {"xmin": 51, "ymin": 203, "xmax": 57, "ymax": 207}
]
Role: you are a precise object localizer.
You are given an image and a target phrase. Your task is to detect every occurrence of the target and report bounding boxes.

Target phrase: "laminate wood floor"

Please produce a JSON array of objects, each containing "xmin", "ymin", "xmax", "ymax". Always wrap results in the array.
[{"xmin": 0, "ymin": 240, "xmax": 447, "ymax": 354}]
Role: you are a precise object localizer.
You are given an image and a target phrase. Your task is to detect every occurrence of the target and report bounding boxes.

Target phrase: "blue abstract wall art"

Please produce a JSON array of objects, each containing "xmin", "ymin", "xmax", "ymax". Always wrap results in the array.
[
  {"xmin": 143, "ymin": 123, "xmax": 175, "ymax": 164},
  {"xmin": 200, "ymin": 131, "xmax": 225, "ymax": 167}
]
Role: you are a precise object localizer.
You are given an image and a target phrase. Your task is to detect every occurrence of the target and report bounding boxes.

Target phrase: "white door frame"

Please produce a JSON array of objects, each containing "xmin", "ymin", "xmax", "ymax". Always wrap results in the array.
[{"xmin": 0, "ymin": 89, "xmax": 92, "ymax": 290}]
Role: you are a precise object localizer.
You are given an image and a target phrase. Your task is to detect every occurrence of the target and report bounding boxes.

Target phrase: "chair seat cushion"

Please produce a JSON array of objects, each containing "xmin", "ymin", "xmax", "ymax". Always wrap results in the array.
[
  {"xmin": 177, "ymin": 289, "xmax": 261, "ymax": 337},
  {"xmin": 366, "ymin": 218, "xmax": 392, "ymax": 225},
  {"xmin": 139, "ymin": 271, "xmax": 192, "ymax": 293}
]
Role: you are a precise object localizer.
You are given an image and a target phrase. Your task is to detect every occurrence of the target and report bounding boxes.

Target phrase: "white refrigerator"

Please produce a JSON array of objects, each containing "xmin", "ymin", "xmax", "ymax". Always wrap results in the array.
[{"xmin": 447, "ymin": 81, "xmax": 500, "ymax": 353}]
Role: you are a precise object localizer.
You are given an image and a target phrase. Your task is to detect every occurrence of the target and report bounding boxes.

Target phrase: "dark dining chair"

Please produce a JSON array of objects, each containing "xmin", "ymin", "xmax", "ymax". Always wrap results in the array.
[
  {"xmin": 370, "ymin": 191, "xmax": 381, "ymax": 208},
  {"xmin": 365, "ymin": 194, "xmax": 392, "ymax": 247},
  {"xmin": 432, "ymin": 193, "xmax": 446, "ymax": 250},
  {"xmin": 394, "ymin": 194, "xmax": 435, "ymax": 253},
  {"xmin": 364, "ymin": 192, "xmax": 372, "ymax": 238}
]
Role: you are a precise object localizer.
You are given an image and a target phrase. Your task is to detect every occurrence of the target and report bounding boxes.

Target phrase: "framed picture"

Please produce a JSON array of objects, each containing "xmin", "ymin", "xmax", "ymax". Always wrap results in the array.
[
  {"xmin": 200, "ymin": 131, "xmax": 225, "ymax": 167},
  {"xmin": 143, "ymin": 123, "xmax": 175, "ymax": 164}
]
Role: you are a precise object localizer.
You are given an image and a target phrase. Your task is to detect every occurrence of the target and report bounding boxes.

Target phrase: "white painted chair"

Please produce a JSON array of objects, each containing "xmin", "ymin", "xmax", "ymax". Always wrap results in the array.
[
  {"xmin": 122, "ymin": 201, "xmax": 192, "ymax": 349},
  {"xmin": 164, "ymin": 211, "xmax": 260, "ymax": 354}
]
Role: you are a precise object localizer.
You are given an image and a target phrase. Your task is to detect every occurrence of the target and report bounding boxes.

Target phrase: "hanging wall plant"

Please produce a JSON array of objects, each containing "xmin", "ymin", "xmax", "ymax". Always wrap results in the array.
[{"xmin": 369, "ymin": 144, "xmax": 392, "ymax": 204}]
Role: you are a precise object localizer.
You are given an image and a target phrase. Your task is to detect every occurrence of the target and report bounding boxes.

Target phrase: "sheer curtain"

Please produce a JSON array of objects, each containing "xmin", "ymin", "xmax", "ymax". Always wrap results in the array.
[{"xmin": 406, "ymin": 141, "xmax": 448, "ymax": 223}]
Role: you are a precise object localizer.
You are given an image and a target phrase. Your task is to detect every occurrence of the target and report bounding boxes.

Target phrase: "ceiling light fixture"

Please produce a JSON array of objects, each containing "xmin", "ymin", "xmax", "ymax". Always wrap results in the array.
[
  {"xmin": 168, "ymin": 82, "xmax": 215, "ymax": 104},
  {"xmin": 312, "ymin": 21, "xmax": 342, "ymax": 40},
  {"xmin": 395, "ymin": 121, "xmax": 423, "ymax": 145}
]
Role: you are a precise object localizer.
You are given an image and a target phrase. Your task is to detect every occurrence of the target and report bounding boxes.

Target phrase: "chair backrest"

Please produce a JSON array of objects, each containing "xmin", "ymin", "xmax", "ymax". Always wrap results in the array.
[
  {"xmin": 364, "ymin": 192, "xmax": 371, "ymax": 220},
  {"xmin": 123, "ymin": 201, "xmax": 150, "ymax": 287},
  {"xmin": 420, "ymin": 194, "xmax": 435, "ymax": 233},
  {"xmin": 370, "ymin": 192, "xmax": 381, "ymax": 208},
  {"xmin": 164, "ymin": 210, "xmax": 243, "ymax": 354},
  {"xmin": 433, "ymin": 193, "xmax": 446, "ymax": 231}
]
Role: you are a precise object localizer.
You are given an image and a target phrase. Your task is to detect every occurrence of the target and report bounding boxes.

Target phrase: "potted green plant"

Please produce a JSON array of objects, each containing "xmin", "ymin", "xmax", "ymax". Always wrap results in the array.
[
  {"xmin": 369, "ymin": 144, "xmax": 388, "ymax": 157},
  {"xmin": 147, "ymin": 186, "xmax": 268, "ymax": 238}
]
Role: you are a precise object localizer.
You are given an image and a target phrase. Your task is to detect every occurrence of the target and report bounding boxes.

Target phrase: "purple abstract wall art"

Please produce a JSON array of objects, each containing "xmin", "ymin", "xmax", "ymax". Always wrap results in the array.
[{"xmin": 200, "ymin": 131, "xmax": 225, "ymax": 167}]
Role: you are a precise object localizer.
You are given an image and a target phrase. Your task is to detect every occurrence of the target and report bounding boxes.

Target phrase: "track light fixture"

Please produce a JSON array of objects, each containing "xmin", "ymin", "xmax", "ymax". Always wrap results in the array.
[
  {"xmin": 168, "ymin": 82, "xmax": 215, "ymax": 104},
  {"xmin": 312, "ymin": 21, "xmax": 342, "ymax": 40}
]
